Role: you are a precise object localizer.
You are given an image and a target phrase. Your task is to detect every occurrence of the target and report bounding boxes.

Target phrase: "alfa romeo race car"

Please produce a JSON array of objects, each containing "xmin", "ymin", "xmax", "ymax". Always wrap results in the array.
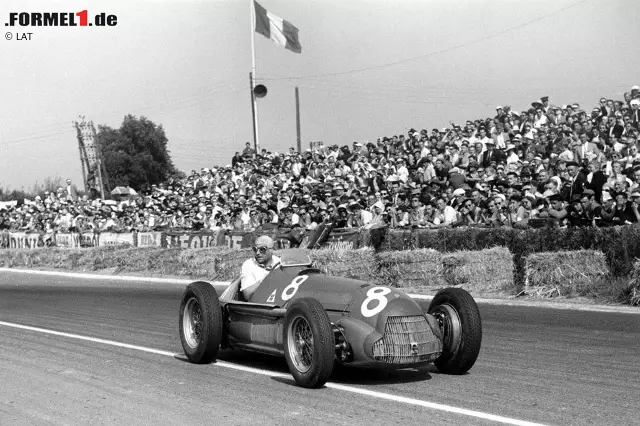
[{"xmin": 179, "ymin": 249, "xmax": 482, "ymax": 388}]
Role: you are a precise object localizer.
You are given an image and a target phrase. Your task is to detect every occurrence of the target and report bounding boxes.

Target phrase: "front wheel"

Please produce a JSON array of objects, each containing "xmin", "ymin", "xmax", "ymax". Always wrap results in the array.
[
  {"xmin": 283, "ymin": 298, "xmax": 335, "ymax": 388},
  {"xmin": 179, "ymin": 281, "xmax": 223, "ymax": 364},
  {"xmin": 427, "ymin": 287, "xmax": 482, "ymax": 374}
]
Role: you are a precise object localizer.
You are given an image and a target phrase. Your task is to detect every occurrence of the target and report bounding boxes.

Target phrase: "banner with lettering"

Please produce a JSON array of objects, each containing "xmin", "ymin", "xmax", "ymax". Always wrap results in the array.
[
  {"xmin": 55, "ymin": 233, "xmax": 79, "ymax": 248},
  {"xmin": 137, "ymin": 231, "xmax": 163, "ymax": 248},
  {"xmin": 8, "ymin": 232, "xmax": 42, "ymax": 249},
  {"xmin": 73, "ymin": 233, "xmax": 99, "ymax": 248},
  {"xmin": 223, "ymin": 231, "xmax": 256, "ymax": 250},
  {"xmin": 321, "ymin": 228, "xmax": 361, "ymax": 250},
  {"xmin": 98, "ymin": 232, "xmax": 135, "ymax": 247},
  {"xmin": 163, "ymin": 230, "xmax": 224, "ymax": 249}
]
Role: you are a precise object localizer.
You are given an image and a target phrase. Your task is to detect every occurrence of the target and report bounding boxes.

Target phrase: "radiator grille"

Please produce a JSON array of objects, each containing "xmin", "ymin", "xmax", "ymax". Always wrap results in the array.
[{"xmin": 372, "ymin": 315, "xmax": 441, "ymax": 364}]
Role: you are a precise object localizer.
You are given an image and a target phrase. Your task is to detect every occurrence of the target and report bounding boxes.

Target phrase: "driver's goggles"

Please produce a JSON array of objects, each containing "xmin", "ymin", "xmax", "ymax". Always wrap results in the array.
[{"xmin": 252, "ymin": 246, "xmax": 269, "ymax": 254}]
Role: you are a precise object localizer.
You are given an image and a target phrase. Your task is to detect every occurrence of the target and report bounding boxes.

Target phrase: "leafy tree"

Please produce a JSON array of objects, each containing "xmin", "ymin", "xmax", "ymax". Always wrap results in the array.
[{"xmin": 98, "ymin": 115, "xmax": 183, "ymax": 192}]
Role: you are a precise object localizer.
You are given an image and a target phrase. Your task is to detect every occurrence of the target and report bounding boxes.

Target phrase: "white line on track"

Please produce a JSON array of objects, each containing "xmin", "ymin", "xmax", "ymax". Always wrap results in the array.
[{"xmin": 0, "ymin": 320, "xmax": 546, "ymax": 426}]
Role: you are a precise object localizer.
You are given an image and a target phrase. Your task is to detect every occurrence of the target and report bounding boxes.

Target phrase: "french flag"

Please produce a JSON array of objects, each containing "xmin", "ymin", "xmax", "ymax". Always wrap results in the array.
[{"xmin": 254, "ymin": 1, "xmax": 302, "ymax": 54}]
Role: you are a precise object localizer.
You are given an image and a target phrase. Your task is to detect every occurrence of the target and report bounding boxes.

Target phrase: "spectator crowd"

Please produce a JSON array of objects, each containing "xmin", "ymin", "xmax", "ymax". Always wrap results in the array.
[{"xmin": 2, "ymin": 85, "xmax": 640, "ymax": 237}]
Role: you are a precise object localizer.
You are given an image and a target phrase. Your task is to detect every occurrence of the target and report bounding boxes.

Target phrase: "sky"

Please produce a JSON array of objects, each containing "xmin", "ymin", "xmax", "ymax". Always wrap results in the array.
[{"xmin": 1, "ymin": 0, "xmax": 639, "ymax": 191}]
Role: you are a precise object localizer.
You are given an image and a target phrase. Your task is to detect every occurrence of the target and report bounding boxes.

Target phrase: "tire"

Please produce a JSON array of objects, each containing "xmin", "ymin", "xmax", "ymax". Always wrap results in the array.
[
  {"xmin": 283, "ymin": 298, "xmax": 335, "ymax": 388},
  {"xmin": 179, "ymin": 281, "xmax": 223, "ymax": 364},
  {"xmin": 427, "ymin": 288, "xmax": 482, "ymax": 375}
]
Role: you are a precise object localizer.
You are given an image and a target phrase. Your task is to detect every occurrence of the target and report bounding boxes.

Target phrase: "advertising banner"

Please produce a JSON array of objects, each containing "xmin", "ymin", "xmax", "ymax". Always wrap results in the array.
[
  {"xmin": 137, "ymin": 231, "xmax": 163, "ymax": 248},
  {"xmin": 322, "ymin": 228, "xmax": 361, "ymax": 250},
  {"xmin": 24, "ymin": 233, "xmax": 41, "ymax": 249},
  {"xmin": 163, "ymin": 231, "xmax": 223, "ymax": 249},
  {"xmin": 98, "ymin": 232, "xmax": 135, "ymax": 247},
  {"xmin": 55, "ymin": 233, "xmax": 79, "ymax": 248},
  {"xmin": 223, "ymin": 231, "xmax": 255, "ymax": 250},
  {"xmin": 73, "ymin": 232, "xmax": 99, "ymax": 248},
  {"xmin": 8, "ymin": 232, "xmax": 27, "ymax": 249}
]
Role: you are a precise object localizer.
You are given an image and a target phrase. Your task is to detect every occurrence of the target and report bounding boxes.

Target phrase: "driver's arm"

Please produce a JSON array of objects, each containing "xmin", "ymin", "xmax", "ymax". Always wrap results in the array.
[
  {"xmin": 242, "ymin": 281, "xmax": 258, "ymax": 300},
  {"xmin": 239, "ymin": 259, "xmax": 259, "ymax": 300}
]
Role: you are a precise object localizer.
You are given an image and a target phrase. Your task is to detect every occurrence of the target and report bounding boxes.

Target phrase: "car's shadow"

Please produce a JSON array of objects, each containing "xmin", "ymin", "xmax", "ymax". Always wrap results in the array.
[{"xmin": 211, "ymin": 349, "xmax": 436, "ymax": 386}]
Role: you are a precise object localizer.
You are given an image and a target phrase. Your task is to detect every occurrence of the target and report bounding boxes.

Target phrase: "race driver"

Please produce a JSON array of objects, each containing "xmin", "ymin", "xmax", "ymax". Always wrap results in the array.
[{"xmin": 240, "ymin": 235, "xmax": 281, "ymax": 300}]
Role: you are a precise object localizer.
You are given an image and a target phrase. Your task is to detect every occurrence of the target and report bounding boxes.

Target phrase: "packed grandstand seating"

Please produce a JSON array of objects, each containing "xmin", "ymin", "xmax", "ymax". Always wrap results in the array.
[{"xmin": 2, "ymin": 85, "xmax": 640, "ymax": 236}]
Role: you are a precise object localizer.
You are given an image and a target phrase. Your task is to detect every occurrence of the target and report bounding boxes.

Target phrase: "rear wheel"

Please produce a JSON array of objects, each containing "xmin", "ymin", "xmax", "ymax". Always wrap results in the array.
[
  {"xmin": 428, "ymin": 288, "xmax": 482, "ymax": 374},
  {"xmin": 284, "ymin": 298, "xmax": 335, "ymax": 388},
  {"xmin": 179, "ymin": 281, "xmax": 223, "ymax": 364}
]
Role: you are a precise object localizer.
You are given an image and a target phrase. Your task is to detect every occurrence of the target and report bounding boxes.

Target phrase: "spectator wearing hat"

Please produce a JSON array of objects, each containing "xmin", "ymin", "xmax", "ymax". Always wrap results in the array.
[
  {"xmin": 572, "ymin": 132, "xmax": 600, "ymax": 163},
  {"xmin": 481, "ymin": 141, "xmax": 503, "ymax": 168}
]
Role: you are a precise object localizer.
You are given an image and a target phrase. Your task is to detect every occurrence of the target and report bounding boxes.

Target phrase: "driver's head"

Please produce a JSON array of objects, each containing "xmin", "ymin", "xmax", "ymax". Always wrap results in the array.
[{"xmin": 253, "ymin": 235, "xmax": 274, "ymax": 265}]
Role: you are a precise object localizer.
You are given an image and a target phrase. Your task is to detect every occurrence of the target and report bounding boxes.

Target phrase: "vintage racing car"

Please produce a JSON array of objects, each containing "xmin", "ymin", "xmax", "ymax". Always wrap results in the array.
[{"xmin": 179, "ymin": 249, "xmax": 482, "ymax": 388}]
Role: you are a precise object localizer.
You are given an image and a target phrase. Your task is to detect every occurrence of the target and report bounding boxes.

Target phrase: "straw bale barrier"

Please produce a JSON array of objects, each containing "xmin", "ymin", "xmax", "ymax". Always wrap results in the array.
[
  {"xmin": 304, "ymin": 247, "xmax": 380, "ymax": 284},
  {"xmin": 376, "ymin": 249, "xmax": 444, "ymax": 288},
  {"xmin": 523, "ymin": 250, "xmax": 608, "ymax": 297},
  {"xmin": 441, "ymin": 247, "xmax": 513, "ymax": 292},
  {"xmin": 1, "ymin": 243, "xmax": 638, "ymax": 305}
]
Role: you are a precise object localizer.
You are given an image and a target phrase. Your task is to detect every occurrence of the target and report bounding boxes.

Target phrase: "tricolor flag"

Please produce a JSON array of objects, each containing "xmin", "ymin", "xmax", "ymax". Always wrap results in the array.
[{"xmin": 254, "ymin": 1, "xmax": 302, "ymax": 54}]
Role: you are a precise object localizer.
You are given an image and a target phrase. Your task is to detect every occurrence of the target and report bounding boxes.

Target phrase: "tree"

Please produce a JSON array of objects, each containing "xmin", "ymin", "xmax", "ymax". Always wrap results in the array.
[{"xmin": 97, "ymin": 115, "xmax": 183, "ymax": 192}]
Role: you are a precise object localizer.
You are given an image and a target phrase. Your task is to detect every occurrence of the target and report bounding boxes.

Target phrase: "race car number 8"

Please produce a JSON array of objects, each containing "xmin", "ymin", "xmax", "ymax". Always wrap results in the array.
[
  {"xmin": 361, "ymin": 287, "xmax": 392, "ymax": 317},
  {"xmin": 282, "ymin": 275, "xmax": 308, "ymax": 301}
]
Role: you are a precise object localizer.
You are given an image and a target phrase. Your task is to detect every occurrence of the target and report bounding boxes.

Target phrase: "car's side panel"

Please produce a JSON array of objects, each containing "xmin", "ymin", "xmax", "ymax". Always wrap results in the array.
[{"xmin": 225, "ymin": 305, "xmax": 285, "ymax": 355}]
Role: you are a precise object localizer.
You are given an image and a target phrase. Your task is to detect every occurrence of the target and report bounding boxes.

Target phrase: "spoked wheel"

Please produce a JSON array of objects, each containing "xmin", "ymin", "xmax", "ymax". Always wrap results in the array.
[
  {"xmin": 284, "ymin": 298, "xmax": 334, "ymax": 388},
  {"xmin": 179, "ymin": 281, "xmax": 223, "ymax": 364},
  {"xmin": 428, "ymin": 288, "xmax": 482, "ymax": 375},
  {"xmin": 182, "ymin": 297, "xmax": 205, "ymax": 349},
  {"xmin": 287, "ymin": 315, "xmax": 315, "ymax": 374}
]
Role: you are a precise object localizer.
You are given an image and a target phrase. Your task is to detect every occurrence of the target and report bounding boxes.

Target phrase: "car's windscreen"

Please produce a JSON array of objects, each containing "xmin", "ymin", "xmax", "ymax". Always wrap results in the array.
[{"xmin": 279, "ymin": 249, "xmax": 312, "ymax": 267}]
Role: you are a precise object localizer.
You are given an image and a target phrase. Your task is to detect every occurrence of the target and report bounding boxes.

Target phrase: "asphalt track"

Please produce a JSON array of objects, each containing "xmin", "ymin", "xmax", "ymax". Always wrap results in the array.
[{"xmin": 0, "ymin": 271, "xmax": 639, "ymax": 425}]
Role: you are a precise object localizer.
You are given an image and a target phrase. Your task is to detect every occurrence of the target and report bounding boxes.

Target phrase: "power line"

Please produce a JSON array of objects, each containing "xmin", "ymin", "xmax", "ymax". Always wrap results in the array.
[
  {"xmin": 259, "ymin": 0, "xmax": 591, "ymax": 82},
  {"xmin": 0, "ymin": 129, "xmax": 75, "ymax": 149}
]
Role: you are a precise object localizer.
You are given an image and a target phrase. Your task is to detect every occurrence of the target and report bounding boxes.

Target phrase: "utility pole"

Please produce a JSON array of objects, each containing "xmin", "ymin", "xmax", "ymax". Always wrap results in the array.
[{"xmin": 295, "ymin": 86, "xmax": 301, "ymax": 153}]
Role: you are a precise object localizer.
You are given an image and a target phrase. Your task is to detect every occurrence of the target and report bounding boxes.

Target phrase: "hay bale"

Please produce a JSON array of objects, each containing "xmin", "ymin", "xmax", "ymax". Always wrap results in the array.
[
  {"xmin": 523, "ymin": 250, "xmax": 607, "ymax": 297},
  {"xmin": 384, "ymin": 229, "xmax": 415, "ymax": 250},
  {"xmin": 442, "ymin": 247, "xmax": 513, "ymax": 291},
  {"xmin": 376, "ymin": 249, "xmax": 444, "ymax": 288},
  {"xmin": 213, "ymin": 248, "xmax": 253, "ymax": 280},
  {"xmin": 178, "ymin": 247, "xmax": 228, "ymax": 278},
  {"xmin": 305, "ymin": 247, "xmax": 379, "ymax": 284}
]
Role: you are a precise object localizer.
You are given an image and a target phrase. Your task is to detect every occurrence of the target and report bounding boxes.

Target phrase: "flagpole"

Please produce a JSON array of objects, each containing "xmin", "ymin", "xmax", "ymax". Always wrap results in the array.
[{"xmin": 249, "ymin": 0, "xmax": 260, "ymax": 153}]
